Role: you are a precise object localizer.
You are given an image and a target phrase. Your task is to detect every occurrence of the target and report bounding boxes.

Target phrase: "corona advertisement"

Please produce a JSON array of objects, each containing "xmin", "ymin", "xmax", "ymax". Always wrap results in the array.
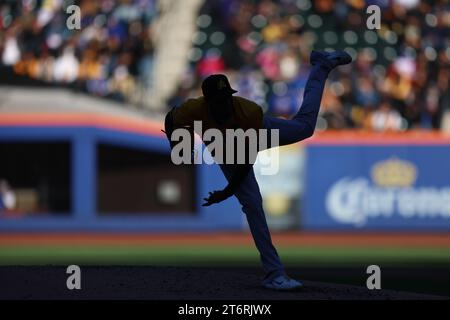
[{"xmin": 303, "ymin": 139, "xmax": 450, "ymax": 230}]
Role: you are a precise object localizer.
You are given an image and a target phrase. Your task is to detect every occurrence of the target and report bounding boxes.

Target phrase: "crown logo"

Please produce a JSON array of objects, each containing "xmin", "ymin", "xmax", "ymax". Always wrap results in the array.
[{"xmin": 371, "ymin": 158, "xmax": 417, "ymax": 188}]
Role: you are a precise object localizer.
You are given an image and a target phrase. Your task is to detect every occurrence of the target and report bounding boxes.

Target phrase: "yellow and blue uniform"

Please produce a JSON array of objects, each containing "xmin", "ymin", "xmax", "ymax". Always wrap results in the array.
[
  {"xmin": 169, "ymin": 51, "xmax": 348, "ymax": 285},
  {"xmin": 173, "ymin": 96, "xmax": 263, "ymax": 133}
]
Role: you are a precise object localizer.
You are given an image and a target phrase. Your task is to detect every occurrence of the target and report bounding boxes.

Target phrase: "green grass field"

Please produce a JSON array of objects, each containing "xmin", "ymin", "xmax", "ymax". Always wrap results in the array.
[{"xmin": 2, "ymin": 245, "xmax": 450, "ymax": 266}]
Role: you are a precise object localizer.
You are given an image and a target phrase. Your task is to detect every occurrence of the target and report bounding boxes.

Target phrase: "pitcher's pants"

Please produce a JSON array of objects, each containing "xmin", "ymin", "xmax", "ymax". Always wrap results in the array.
[{"xmin": 219, "ymin": 64, "xmax": 329, "ymax": 281}]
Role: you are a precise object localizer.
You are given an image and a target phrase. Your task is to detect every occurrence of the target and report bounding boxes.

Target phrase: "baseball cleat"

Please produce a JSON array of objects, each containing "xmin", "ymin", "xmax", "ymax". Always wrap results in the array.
[
  {"xmin": 262, "ymin": 275, "xmax": 303, "ymax": 291},
  {"xmin": 310, "ymin": 50, "xmax": 352, "ymax": 70}
]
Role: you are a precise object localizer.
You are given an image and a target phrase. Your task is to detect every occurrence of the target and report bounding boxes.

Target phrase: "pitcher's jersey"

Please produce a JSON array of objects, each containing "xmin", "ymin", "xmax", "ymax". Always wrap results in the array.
[{"xmin": 172, "ymin": 96, "xmax": 263, "ymax": 132}]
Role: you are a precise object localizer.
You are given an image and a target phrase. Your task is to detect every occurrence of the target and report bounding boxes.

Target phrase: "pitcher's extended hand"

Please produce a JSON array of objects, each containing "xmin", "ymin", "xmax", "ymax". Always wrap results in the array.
[{"xmin": 202, "ymin": 190, "xmax": 232, "ymax": 206}]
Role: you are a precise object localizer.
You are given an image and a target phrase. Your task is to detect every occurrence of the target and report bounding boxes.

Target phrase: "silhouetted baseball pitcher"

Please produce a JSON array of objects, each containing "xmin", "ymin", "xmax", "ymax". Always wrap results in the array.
[{"xmin": 163, "ymin": 50, "xmax": 352, "ymax": 290}]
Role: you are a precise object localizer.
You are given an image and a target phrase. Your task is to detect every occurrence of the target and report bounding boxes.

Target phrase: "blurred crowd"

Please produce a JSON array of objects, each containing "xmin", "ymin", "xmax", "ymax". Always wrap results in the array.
[
  {"xmin": 170, "ymin": 0, "xmax": 450, "ymax": 131},
  {"xmin": 0, "ymin": 0, "xmax": 157, "ymax": 104},
  {"xmin": 1, "ymin": 0, "xmax": 450, "ymax": 131}
]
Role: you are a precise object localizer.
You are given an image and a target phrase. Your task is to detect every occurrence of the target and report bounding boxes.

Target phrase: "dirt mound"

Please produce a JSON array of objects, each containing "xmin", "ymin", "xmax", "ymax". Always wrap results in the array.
[{"xmin": 0, "ymin": 266, "xmax": 445, "ymax": 300}]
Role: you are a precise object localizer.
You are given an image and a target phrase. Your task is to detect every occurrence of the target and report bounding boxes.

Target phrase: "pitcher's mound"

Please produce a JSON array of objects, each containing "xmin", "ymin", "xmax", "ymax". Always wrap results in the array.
[{"xmin": 0, "ymin": 266, "xmax": 445, "ymax": 300}]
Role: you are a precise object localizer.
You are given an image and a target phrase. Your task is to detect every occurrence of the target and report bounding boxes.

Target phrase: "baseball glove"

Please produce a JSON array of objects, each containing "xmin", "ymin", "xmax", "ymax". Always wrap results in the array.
[
  {"xmin": 162, "ymin": 107, "xmax": 196, "ymax": 161},
  {"xmin": 161, "ymin": 106, "xmax": 177, "ymax": 150}
]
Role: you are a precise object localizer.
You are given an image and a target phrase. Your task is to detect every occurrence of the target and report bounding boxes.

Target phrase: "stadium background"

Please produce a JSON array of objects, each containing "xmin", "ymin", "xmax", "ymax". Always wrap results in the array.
[{"xmin": 1, "ymin": 0, "xmax": 450, "ymax": 296}]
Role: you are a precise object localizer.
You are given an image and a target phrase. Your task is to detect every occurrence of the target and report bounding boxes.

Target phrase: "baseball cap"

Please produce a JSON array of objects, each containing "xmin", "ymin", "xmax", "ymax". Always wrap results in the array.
[{"xmin": 201, "ymin": 74, "xmax": 238, "ymax": 100}]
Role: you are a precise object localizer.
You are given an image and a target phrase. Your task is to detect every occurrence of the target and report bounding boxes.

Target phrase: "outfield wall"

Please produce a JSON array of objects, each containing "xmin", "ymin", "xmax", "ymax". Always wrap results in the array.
[
  {"xmin": 1, "ymin": 114, "xmax": 450, "ymax": 232},
  {"xmin": 302, "ymin": 131, "xmax": 450, "ymax": 231},
  {"xmin": 0, "ymin": 113, "xmax": 243, "ymax": 231}
]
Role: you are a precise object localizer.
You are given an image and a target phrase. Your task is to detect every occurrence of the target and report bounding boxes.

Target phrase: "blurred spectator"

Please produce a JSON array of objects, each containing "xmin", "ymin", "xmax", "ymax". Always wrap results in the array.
[
  {"xmin": 197, "ymin": 50, "xmax": 226, "ymax": 78},
  {"xmin": 367, "ymin": 100, "xmax": 406, "ymax": 131},
  {"xmin": 0, "ymin": 179, "xmax": 16, "ymax": 212},
  {"xmin": 53, "ymin": 45, "xmax": 79, "ymax": 82},
  {"xmin": 2, "ymin": 32, "xmax": 21, "ymax": 65},
  {"xmin": 354, "ymin": 77, "xmax": 379, "ymax": 109}
]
